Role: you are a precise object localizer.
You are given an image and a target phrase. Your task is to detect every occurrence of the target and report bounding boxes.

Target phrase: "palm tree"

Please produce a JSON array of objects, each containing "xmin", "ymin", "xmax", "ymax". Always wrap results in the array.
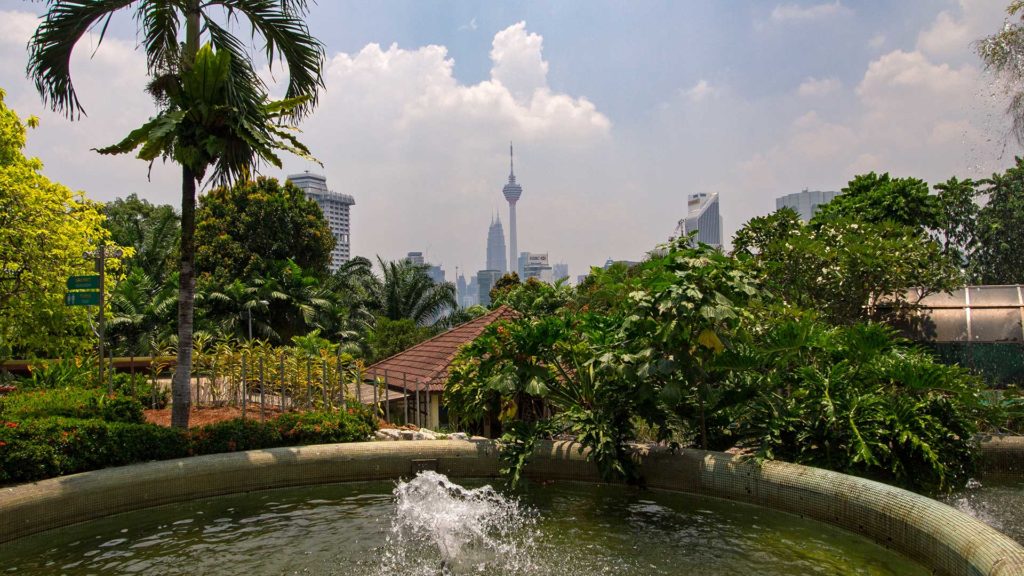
[
  {"xmin": 367, "ymin": 257, "xmax": 458, "ymax": 326},
  {"xmin": 205, "ymin": 278, "xmax": 273, "ymax": 341},
  {"xmin": 28, "ymin": 1, "xmax": 324, "ymax": 428}
]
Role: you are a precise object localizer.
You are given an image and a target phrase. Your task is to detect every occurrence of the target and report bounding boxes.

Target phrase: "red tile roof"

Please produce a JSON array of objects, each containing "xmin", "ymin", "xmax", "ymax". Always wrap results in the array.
[{"xmin": 364, "ymin": 306, "xmax": 515, "ymax": 392}]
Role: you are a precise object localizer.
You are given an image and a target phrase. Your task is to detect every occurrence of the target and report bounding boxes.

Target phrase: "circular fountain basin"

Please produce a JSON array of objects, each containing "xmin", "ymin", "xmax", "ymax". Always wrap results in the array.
[
  {"xmin": 0, "ymin": 477, "xmax": 927, "ymax": 575},
  {"xmin": 1, "ymin": 440, "xmax": 1023, "ymax": 576}
]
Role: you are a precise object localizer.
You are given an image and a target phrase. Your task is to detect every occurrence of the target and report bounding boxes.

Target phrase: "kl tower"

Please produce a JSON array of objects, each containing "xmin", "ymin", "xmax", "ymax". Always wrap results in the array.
[{"xmin": 502, "ymin": 143, "xmax": 523, "ymax": 275}]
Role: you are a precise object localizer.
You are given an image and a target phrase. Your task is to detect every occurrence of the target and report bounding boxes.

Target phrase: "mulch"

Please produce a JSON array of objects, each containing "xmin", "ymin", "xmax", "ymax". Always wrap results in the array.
[{"xmin": 144, "ymin": 405, "xmax": 285, "ymax": 427}]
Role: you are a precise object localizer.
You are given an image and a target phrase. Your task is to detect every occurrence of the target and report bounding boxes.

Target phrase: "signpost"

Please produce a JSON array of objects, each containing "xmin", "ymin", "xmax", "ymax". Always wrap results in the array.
[
  {"xmin": 66, "ymin": 245, "xmax": 123, "ymax": 392},
  {"xmin": 64, "ymin": 291, "xmax": 101, "ymax": 306}
]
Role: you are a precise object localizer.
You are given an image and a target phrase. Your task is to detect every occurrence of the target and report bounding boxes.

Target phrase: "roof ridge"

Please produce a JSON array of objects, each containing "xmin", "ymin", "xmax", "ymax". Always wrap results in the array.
[{"xmin": 365, "ymin": 306, "xmax": 514, "ymax": 378}]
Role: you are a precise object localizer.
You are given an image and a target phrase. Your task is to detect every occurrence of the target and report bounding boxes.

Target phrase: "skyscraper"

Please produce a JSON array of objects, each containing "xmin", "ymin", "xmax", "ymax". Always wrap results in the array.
[
  {"xmin": 676, "ymin": 192, "xmax": 723, "ymax": 249},
  {"xmin": 486, "ymin": 215, "xmax": 507, "ymax": 273},
  {"xmin": 776, "ymin": 189, "xmax": 840, "ymax": 222},
  {"xmin": 502, "ymin": 144, "xmax": 523, "ymax": 275},
  {"xmin": 288, "ymin": 172, "xmax": 355, "ymax": 272}
]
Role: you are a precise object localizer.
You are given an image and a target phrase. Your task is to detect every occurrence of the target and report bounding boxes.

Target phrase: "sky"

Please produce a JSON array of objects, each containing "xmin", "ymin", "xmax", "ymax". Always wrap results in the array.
[{"xmin": 0, "ymin": 0, "xmax": 1021, "ymax": 282}]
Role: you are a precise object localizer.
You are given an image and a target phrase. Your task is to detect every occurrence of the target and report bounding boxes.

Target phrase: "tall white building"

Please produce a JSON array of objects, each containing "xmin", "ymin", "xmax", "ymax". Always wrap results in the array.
[
  {"xmin": 288, "ymin": 172, "xmax": 355, "ymax": 272},
  {"xmin": 776, "ymin": 189, "xmax": 840, "ymax": 222},
  {"xmin": 553, "ymin": 263, "xmax": 569, "ymax": 283},
  {"xmin": 676, "ymin": 192, "xmax": 723, "ymax": 249}
]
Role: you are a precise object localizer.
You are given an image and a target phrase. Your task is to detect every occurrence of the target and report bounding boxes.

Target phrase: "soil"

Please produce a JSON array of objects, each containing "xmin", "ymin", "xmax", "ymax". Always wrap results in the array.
[{"xmin": 144, "ymin": 405, "xmax": 284, "ymax": 427}]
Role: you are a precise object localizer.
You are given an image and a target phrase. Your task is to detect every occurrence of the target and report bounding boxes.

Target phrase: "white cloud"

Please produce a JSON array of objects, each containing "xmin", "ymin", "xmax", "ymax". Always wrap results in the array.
[
  {"xmin": 868, "ymin": 34, "xmax": 886, "ymax": 50},
  {"xmin": 798, "ymin": 76, "xmax": 841, "ymax": 97},
  {"xmin": 489, "ymin": 21, "xmax": 549, "ymax": 103},
  {"xmin": 683, "ymin": 79, "xmax": 716, "ymax": 103},
  {"xmin": 770, "ymin": 1, "xmax": 851, "ymax": 24},
  {"xmin": 459, "ymin": 17, "xmax": 478, "ymax": 32},
  {"xmin": 281, "ymin": 22, "xmax": 613, "ymax": 276}
]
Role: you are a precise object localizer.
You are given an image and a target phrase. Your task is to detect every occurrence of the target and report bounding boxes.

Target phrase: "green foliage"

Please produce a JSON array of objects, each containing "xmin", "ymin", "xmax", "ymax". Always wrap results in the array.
[
  {"xmin": 196, "ymin": 176, "xmax": 333, "ymax": 282},
  {"xmin": 812, "ymin": 172, "xmax": 939, "ymax": 231},
  {"xmin": 489, "ymin": 272, "xmax": 521, "ymax": 305},
  {"xmin": 0, "ymin": 90, "xmax": 116, "ymax": 359},
  {"xmin": 0, "ymin": 417, "xmax": 190, "ymax": 484},
  {"xmin": 978, "ymin": 4, "xmax": 1024, "ymax": 144},
  {"xmin": 19, "ymin": 357, "xmax": 95, "ymax": 390},
  {"xmin": 740, "ymin": 317, "xmax": 984, "ymax": 493},
  {"xmin": 734, "ymin": 209, "xmax": 961, "ymax": 325},
  {"xmin": 366, "ymin": 317, "xmax": 435, "ymax": 363},
  {"xmin": 274, "ymin": 408, "xmax": 376, "ymax": 444},
  {"xmin": 0, "ymin": 388, "xmax": 144, "ymax": 424},
  {"xmin": 970, "ymin": 158, "xmax": 1024, "ymax": 284},
  {"xmin": 367, "ymin": 257, "xmax": 458, "ymax": 326},
  {"xmin": 103, "ymin": 194, "xmax": 179, "ymax": 285},
  {"xmin": 492, "ymin": 277, "xmax": 573, "ymax": 317}
]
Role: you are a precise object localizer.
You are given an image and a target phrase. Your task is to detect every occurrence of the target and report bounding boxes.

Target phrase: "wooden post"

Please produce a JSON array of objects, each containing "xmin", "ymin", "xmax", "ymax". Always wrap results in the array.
[
  {"xmin": 322, "ymin": 358, "xmax": 329, "ymax": 409},
  {"xmin": 337, "ymin": 348, "xmax": 346, "ymax": 410},
  {"xmin": 241, "ymin": 352, "xmax": 247, "ymax": 421},
  {"xmin": 279, "ymin": 350, "xmax": 286, "ymax": 412},
  {"xmin": 402, "ymin": 372, "xmax": 409, "ymax": 425},
  {"xmin": 383, "ymin": 369, "xmax": 390, "ymax": 423},
  {"xmin": 305, "ymin": 357, "xmax": 312, "ymax": 410}
]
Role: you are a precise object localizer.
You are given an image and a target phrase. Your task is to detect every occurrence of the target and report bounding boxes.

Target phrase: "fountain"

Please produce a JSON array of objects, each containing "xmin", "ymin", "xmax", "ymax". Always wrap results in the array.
[{"xmin": 1, "ymin": 440, "xmax": 1022, "ymax": 575}]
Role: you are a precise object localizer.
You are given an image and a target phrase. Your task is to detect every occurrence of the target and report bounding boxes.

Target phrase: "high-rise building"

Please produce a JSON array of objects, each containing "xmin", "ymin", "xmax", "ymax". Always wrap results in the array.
[
  {"xmin": 553, "ymin": 263, "xmax": 569, "ymax": 283},
  {"xmin": 477, "ymin": 269, "xmax": 502, "ymax": 307},
  {"xmin": 676, "ymin": 192, "xmax": 722, "ymax": 249},
  {"xmin": 466, "ymin": 275, "xmax": 479, "ymax": 308},
  {"xmin": 521, "ymin": 252, "xmax": 553, "ymax": 283},
  {"xmin": 776, "ymin": 189, "xmax": 839, "ymax": 222},
  {"xmin": 456, "ymin": 273, "xmax": 469, "ymax": 307},
  {"xmin": 502, "ymin": 144, "xmax": 523, "ymax": 275},
  {"xmin": 288, "ymin": 172, "xmax": 355, "ymax": 272},
  {"xmin": 427, "ymin": 265, "xmax": 445, "ymax": 285},
  {"xmin": 486, "ymin": 215, "xmax": 507, "ymax": 273},
  {"xmin": 406, "ymin": 251, "xmax": 425, "ymax": 266}
]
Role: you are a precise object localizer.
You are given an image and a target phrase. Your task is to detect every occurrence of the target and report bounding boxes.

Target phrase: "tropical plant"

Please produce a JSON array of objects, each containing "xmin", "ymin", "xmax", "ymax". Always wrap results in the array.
[
  {"xmin": 978, "ymin": 1, "xmax": 1024, "ymax": 145},
  {"xmin": 970, "ymin": 158, "xmax": 1024, "ymax": 284},
  {"xmin": 28, "ymin": 0, "xmax": 325, "ymax": 429},
  {"xmin": 102, "ymin": 194, "xmax": 180, "ymax": 285},
  {"xmin": 0, "ymin": 90, "xmax": 114, "ymax": 359},
  {"xmin": 108, "ymin": 268, "xmax": 178, "ymax": 356},
  {"xmin": 366, "ymin": 257, "xmax": 458, "ymax": 326}
]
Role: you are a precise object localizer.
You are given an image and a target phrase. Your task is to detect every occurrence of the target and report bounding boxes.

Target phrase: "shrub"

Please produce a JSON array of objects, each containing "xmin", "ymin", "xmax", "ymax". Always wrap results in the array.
[
  {"xmin": 0, "ymin": 417, "xmax": 188, "ymax": 483},
  {"xmin": 19, "ymin": 358, "xmax": 96, "ymax": 390},
  {"xmin": 0, "ymin": 388, "xmax": 145, "ymax": 423},
  {"xmin": 274, "ymin": 408, "xmax": 376, "ymax": 445},
  {"xmin": 188, "ymin": 418, "xmax": 283, "ymax": 454}
]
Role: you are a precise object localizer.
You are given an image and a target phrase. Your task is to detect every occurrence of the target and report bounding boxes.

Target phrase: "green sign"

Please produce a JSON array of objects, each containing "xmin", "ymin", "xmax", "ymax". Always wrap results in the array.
[
  {"xmin": 67, "ymin": 275, "xmax": 100, "ymax": 290},
  {"xmin": 65, "ymin": 291, "xmax": 101, "ymax": 306}
]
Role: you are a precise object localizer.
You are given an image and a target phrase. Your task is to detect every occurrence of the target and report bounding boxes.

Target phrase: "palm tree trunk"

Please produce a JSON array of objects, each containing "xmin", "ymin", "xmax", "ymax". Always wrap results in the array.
[
  {"xmin": 171, "ymin": 165, "xmax": 197, "ymax": 428},
  {"xmin": 170, "ymin": 1, "xmax": 203, "ymax": 429}
]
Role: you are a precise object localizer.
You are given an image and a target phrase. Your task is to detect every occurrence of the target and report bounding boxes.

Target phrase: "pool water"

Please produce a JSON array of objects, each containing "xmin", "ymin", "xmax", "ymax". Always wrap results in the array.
[
  {"xmin": 946, "ymin": 476, "xmax": 1024, "ymax": 545},
  {"xmin": 0, "ymin": 475, "xmax": 927, "ymax": 576}
]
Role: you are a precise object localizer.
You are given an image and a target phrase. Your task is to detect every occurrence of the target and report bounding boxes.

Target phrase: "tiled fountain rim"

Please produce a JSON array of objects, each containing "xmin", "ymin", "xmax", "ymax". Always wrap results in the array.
[{"xmin": 0, "ymin": 439, "xmax": 1022, "ymax": 576}]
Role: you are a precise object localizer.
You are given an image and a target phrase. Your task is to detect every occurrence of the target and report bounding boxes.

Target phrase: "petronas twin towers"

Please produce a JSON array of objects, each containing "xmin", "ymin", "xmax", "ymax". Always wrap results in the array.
[{"xmin": 486, "ymin": 144, "xmax": 524, "ymax": 275}]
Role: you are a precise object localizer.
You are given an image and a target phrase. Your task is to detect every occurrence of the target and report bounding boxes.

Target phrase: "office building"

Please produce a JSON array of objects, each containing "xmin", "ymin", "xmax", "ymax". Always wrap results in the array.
[
  {"xmin": 477, "ymin": 269, "xmax": 502, "ymax": 307},
  {"xmin": 553, "ymin": 263, "xmax": 569, "ymax": 283},
  {"xmin": 406, "ymin": 252, "xmax": 425, "ymax": 266},
  {"xmin": 288, "ymin": 172, "xmax": 355, "ymax": 272},
  {"xmin": 502, "ymin": 144, "xmax": 523, "ymax": 275},
  {"xmin": 676, "ymin": 192, "xmax": 722, "ymax": 249},
  {"xmin": 521, "ymin": 252, "xmax": 553, "ymax": 283},
  {"xmin": 427, "ymin": 265, "xmax": 445, "ymax": 285},
  {"xmin": 486, "ymin": 215, "xmax": 507, "ymax": 274},
  {"xmin": 776, "ymin": 189, "xmax": 840, "ymax": 222}
]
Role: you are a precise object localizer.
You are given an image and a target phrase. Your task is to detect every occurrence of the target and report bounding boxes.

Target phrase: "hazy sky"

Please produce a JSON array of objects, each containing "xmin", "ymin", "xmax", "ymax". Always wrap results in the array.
[{"xmin": 0, "ymin": 1, "xmax": 1020, "ymax": 280}]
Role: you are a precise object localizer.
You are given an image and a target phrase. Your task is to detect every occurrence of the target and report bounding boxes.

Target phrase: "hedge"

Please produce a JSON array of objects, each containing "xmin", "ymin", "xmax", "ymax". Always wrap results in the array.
[
  {"xmin": 0, "ymin": 407, "xmax": 378, "ymax": 484},
  {"xmin": 0, "ymin": 388, "xmax": 145, "ymax": 424}
]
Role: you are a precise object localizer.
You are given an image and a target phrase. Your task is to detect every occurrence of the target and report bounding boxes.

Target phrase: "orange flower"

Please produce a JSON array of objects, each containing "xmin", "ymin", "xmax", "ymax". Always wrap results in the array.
[
  {"xmin": 0, "ymin": 441, "xmax": 7, "ymax": 447},
  {"xmin": 5, "ymin": 422, "xmax": 17, "ymax": 429}
]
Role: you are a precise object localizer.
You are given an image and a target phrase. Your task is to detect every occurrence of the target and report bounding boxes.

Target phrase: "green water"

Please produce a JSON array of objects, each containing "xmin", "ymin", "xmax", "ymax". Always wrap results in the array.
[
  {"xmin": 946, "ymin": 477, "xmax": 1024, "ymax": 545},
  {"xmin": 0, "ymin": 480, "xmax": 927, "ymax": 576}
]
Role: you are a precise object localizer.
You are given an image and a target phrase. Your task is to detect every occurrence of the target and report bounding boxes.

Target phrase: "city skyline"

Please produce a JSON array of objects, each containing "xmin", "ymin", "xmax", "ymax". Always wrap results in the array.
[{"xmin": 0, "ymin": 1, "xmax": 1020, "ymax": 277}]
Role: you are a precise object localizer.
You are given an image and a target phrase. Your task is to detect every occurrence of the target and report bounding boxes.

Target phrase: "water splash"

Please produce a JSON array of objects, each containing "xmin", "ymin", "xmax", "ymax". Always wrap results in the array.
[{"xmin": 378, "ymin": 471, "xmax": 537, "ymax": 575}]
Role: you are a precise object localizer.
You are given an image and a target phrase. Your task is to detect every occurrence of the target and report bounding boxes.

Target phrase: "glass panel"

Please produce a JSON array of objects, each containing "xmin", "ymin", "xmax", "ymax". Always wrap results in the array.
[{"xmin": 970, "ymin": 308, "xmax": 1023, "ymax": 342}]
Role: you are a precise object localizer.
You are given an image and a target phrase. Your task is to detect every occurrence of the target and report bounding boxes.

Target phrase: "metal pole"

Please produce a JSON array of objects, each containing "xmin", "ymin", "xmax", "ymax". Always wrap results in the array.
[
  {"xmin": 259, "ymin": 355, "xmax": 266, "ymax": 422},
  {"xmin": 98, "ymin": 244, "xmax": 107, "ymax": 393}
]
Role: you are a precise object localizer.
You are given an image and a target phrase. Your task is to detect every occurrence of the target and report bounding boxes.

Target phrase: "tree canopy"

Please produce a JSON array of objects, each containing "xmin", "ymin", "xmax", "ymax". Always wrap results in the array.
[
  {"xmin": 0, "ymin": 89, "xmax": 113, "ymax": 359},
  {"xmin": 196, "ymin": 176, "xmax": 334, "ymax": 282}
]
